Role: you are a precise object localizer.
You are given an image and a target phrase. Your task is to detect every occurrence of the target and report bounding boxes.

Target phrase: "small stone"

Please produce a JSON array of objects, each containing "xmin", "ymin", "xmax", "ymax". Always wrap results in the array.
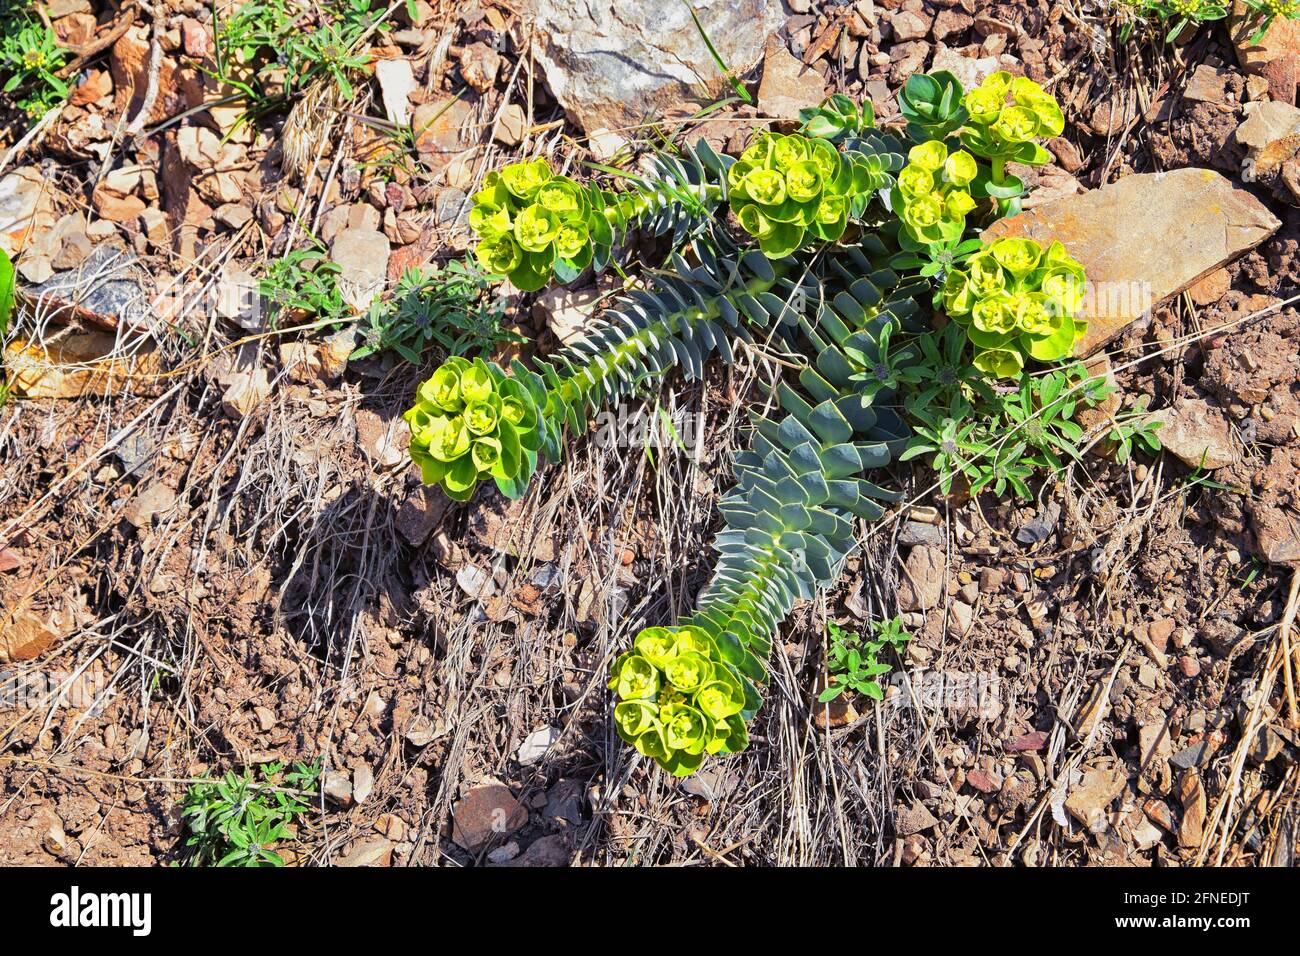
[
  {"xmin": 352, "ymin": 763, "xmax": 374, "ymax": 805},
  {"xmin": 1179, "ymin": 655, "xmax": 1201, "ymax": 678},
  {"xmin": 487, "ymin": 841, "xmax": 520, "ymax": 863},
  {"xmin": 456, "ymin": 564, "xmax": 497, "ymax": 600},
  {"xmin": 331, "ymin": 228, "xmax": 390, "ymax": 312},
  {"xmin": 494, "ymin": 103, "xmax": 527, "ymax": 146},
  {"xmin": 948, "ymin": 600, "xmax": 974, "ymax": 637},
  {"xmin": 586, "ymin": 127, "xmax": 628, "ymax": 162},
  {"xmin": 1064, "ymin": 762, "xmax": 1128, "ymax": 831},
  {"xmin": 895, "ymin": 802, "xmax": 939, "ymax": 835},
  {"xmin": 1177, "ymin": 770, "xmax": 1206, "ymax": 849},
  {"xmin": 1004, "ymin": 730, "xmax": 1048, "ymax": 752},
  {"xmin": 979, "ymin": 567, "xmax": 1006, "ymax": 592},
  {"xmin": 1184, "ymin": 63, "xmax": 1234, "ymax": 104},
  {"xmin": 221, "ymin": 368, "xmax": 272, "ymax": 418},
  {"xmin": 757, "ymin": 45, "xmax": 827, "ymax": 119},
  {"xmin": 898, "ymin": 545, "xmax": 945, "ymax": 611},
  {"xmin": 1147, "ymin": 399, "xmax": 1239, "ymax": 470},
  {"xmin": 931, "ymin": 9, "xmax": 972, "ymax": 40},
  {"xmin": 516, "ymin": 725, "xmax": 561, "ymax": 766},
  {"xmin": 1143, "ymin": 798, "xmax": 1176, "ymax": 832},
  {"xmin": 533, "ymin": 284, "xmax": 600, "ymax": 343},
  {"xmin": 375, "ymin": 56, "xmax": 418, "ymax": 125},
  {"xmin": 458, "ymin": 42, "xmax": 502, "ymax": 93},
  {"xmin": 452, "ymin": 785, "xmax": 527, "ymax": 851},
  {"xmin": 253, "ymin": 706, "xmax": 276, "ymax": 732},
  {"xmin": 323, "ymin": 769, "xmax": 354, "ymax": 806},
  {"xmin": 887, "ymin": 9, "xmax": 931, "ymax": 42},
  {"xmin": 966, "ymin": 769, "xmax": 1000, "ymax": 793}
]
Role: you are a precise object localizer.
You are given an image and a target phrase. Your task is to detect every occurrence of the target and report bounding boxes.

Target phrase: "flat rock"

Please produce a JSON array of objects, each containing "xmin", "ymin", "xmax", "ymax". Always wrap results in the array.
[
  {"xmin": 1231, "ymin": 2, "xmax": 1300, "ymax": 104},
  {"xmin": 897, "ymin": 544, "xmax": 944, "ymax": 611},
  {"xmin": 452, "ymin": 784, "xmax": 528, "ymax": 851},
  {"xmin": 894, "ymin": 802, "xmax": 939, "ymax": 836},
  {"xmin": 524, "ymin": 0, "xmax": 784, "ymax": 132},
  {"xmin": 516, "ymin": 725, "xmax": 561, "ymax": 766},
  {"xmin": 983, "ymin": 168, "xmax": 1281, "ymax": 356},
  {"xmin": 1237, "ymin": 100, "xmax": 1300, "ymax": 184},
  {"xmin": 1064, "ymin": 762, "xmax": 1127, "ymax": 831},
  {"xmin": 331, "ymin": 228, "xmax": 390, "ymax": 312},
  {"xmin": 1147, "ymin": 399, "xmax": 1239, "ymax": 470},
  {"xmin": 757, "ymin": 45, "xmax": 827, "ymax": 120},
  {"xmin": 375, "ymin": 57, "xmax": 418, "ymax": 125}
]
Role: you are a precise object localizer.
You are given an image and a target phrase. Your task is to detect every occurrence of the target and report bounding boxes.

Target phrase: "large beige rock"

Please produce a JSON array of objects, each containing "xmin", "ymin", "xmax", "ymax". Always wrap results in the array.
[
  {"xmin": 524, "ymin": 0, "xmax": 784, "ymax": 132},
  {"xmin": 983, "ymin": 168, "xmax": 1280, "ymax": 356}
]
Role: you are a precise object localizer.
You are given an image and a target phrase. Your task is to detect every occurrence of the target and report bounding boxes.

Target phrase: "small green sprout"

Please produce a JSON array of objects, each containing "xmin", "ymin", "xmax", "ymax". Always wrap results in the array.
[
  {"xmin": 0, "ymin": 7, "xmax": 70, "ymax": 119},
  {"xmin": 819, "ymin": 618, "xmax": 911, "ymax": 703},
  {"xmin": 179, "ymin": 761, "xmax": 321, "ymax": 867}
]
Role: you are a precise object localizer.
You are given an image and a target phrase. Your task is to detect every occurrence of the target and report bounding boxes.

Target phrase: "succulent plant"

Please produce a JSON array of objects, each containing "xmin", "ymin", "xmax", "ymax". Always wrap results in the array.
[
  {"xmin": 799, "ymin": 93, "xmax": 876, "ymax": 143},
  {"xmin": 421, "ymin": 73, "xmax": 1096, "ymax": 779},
  {"xmin": 470, "ymin": 158, "xmax": 597, "ymax": 292},
  {"xmin": 941, "ymin": 236, "xmax": 1087, "ymax": 377},
  {"xmin": 959, "ymin": 72, "xmax": 1063, "ymax": 193},
  {"xmin": 727, "ymin": 131, "xmax": 887, "ymax": 257},
  {"xmin": 897, "ymin": 70, "xmax": 968, "ymax": 142},
  {"xmin": 890, "ymin": 139, "xmax": 980, "ymax": 247},
  {"xmin": 609, "ymin": 625, "xmax": 749, "ymax": 776},
  {"xmin": 405, "ymin": 356, "xmax": 546, "ymax": 500}
]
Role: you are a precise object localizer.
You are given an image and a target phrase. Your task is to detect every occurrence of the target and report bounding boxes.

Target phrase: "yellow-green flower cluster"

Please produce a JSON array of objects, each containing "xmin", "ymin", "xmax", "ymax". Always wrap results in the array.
[
  {"xmin": 609, "ymin": 625, "xmax": 749, "ymax": 777},
  {"xmin": 470, "ymin": 158, "xmax": 594, "ymax": 292},
  {"xmin": 891, "ymin": 139, "xmax": 979, "ymax": 246},
  {"xmin": 960, "ymin": 72, "xmax": 1064, "ymax": 163},
  {"xmin": 942, "ymin": 237, "xmax": 1087, "ymax": 378},
  {"xmin": 727, "ymin": 131, "xmax": 880, "ymax": 258},
  {"xmin": 405, "ymin": 357, "xmax": 542, "ymax": 500}
]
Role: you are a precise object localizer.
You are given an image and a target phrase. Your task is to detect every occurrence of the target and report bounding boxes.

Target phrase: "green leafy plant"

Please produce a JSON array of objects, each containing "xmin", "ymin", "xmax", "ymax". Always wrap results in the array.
[
  {"xmin": 0, "ymin": 246, "xmax": 14, "ymax": 342},
  {"xmin": 405, "ymin": 356, "xmax": 545, "ymax": 501},
  {"xmin": 819, "ymin": 617, "xmax": 911, "ymax": 702},
  {"xmin": 409, "ymin": 73, "xmax": 1100, "ymax": 777},
  {"xmin": 178, "ymin": 761, "xmax": 320, "ymax": 867},
  {"xmin": 609, "ymin": 625, "xmax": 749, "ymax": 776},
  {"xmin": 211, "ymin": 0, "xmax": 383, "ymax": 115},
  {"xmin": 259, "ymin": 243, "xmax": 350, "ymax": 329},
  {"xmin": 941, "ymin": 236, "xmax": 1087, "ymax": 378},
  {"xmin": 353, "ymin": 262, "xmax": 515, "ymax": 363},
  {"xmin": 0, "ymin": 3, "xmax": 70, "ymax": 119},
  {"xmin": 728, "ymin": 130, "xmax": 886, "ymax": 256}
]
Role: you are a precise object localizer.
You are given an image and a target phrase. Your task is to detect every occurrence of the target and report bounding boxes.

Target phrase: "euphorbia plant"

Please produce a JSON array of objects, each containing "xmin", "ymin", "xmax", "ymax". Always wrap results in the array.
[
  {"xmin": 405, "ymin": 356, "xmax": 545, "ymax": 500},
  {"xmin": 410, "ymin": 70, "xmax": 1098, "ymax": 777},
  {"xmin": 941, "ymin": 237, "xmax": 1087, "ymax": 378}
]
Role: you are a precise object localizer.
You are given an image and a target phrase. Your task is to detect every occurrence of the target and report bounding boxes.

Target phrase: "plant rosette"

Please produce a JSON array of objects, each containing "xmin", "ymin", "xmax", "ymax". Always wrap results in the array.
[
  {"xmin": 470, "ymin": 158, "xmax": 602, "ymax": 292},
  {"xmin": 888, "ymin": 139, "xmax": 979, "ymax": 248},
  {"xmin": 727, "ymin": 131, "xmax": 884, "ymax": 258},
  {"xmin": 941, "ymin": 236, "xmax": 1088, "ymax": 378},
  {"xmin": 609, "ymin": 625, "xmax": 749, "ymax": 776},
  {"xmin": 958, "ymin": 72, "xmax": 1064, "ymax": 198},
  {"xmin": 405, "ymin": 356, "xmax": 547, "ymax": 500}
]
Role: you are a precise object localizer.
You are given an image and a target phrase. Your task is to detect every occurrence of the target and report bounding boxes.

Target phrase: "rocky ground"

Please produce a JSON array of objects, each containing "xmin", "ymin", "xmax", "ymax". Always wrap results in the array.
[{"xmin": 0, "ymin": 0, "xmax": 1298, "ymax": 866}]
